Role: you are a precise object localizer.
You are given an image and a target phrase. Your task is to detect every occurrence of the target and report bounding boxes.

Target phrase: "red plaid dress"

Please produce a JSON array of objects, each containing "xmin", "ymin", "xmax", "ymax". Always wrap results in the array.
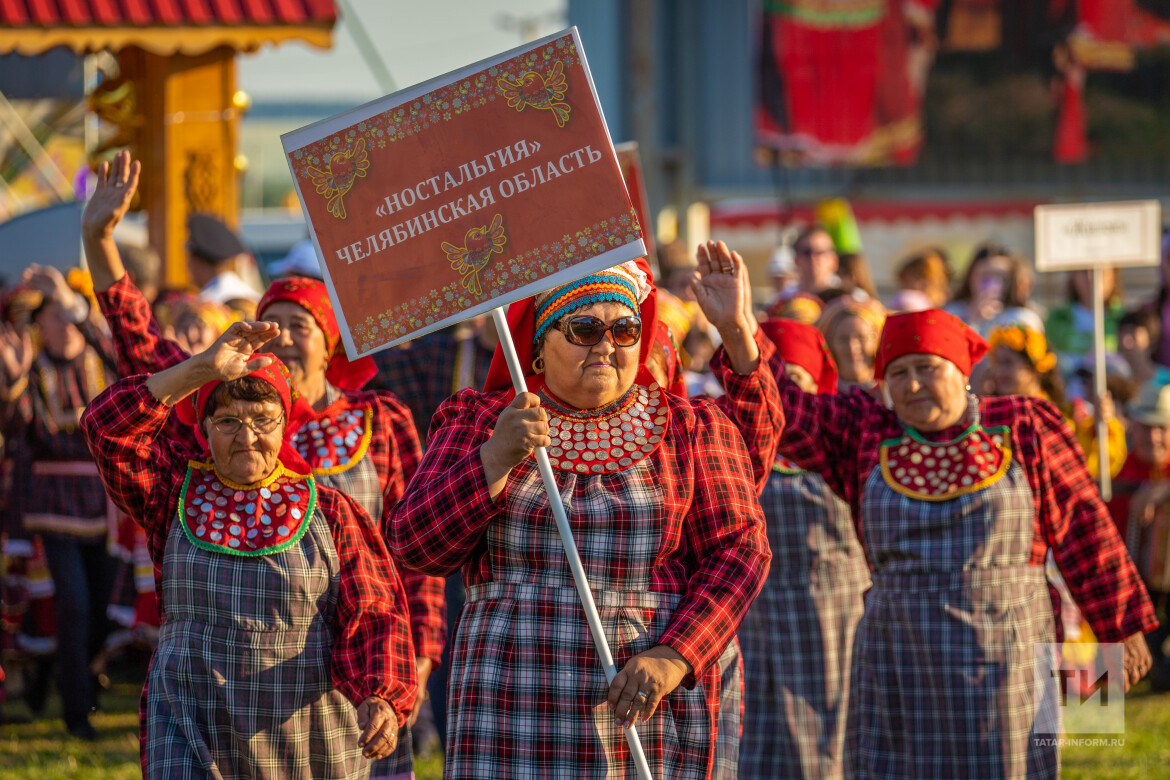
[
  {"xmin": 386, "ymin": 383, "xmax": 771, "ymax": 779},
  {"xmin": 95, "ymin": 276, "xmax": 445, "ymax": 666},
  {"xmin": 81, "ymin": 376, "xmax": 417, "ymax": 778},
  {"xmin": 767, "ymin": 347, "xmax": 1156, "ymax": 778}
]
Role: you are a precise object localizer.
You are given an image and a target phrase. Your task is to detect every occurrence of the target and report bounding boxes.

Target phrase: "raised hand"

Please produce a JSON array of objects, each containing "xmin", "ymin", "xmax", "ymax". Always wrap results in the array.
[
  {"xmin": 0, "ymin": 323, "xmax": 34, "ymax": 385},
  {"xmin": 692, "ymin": 240, "xmax": 750, "ymax": 333},
  {"xmin": 199, "ymin": 321, "xmax": 281, "ymax": 382},
  {"xmin": 82, "ymin": 150, "xmax": 140, "ymax": 241},
  {"xmin": 22, "ymin": 263, "xmax": 76, "ymax": 308},
  {"xmin": 692, "ymin": 240, "xmax": 760, "ymax": 375},
  {"xmin": 147, "ymin": 320, "xmax": 281, "ymax": 407}
]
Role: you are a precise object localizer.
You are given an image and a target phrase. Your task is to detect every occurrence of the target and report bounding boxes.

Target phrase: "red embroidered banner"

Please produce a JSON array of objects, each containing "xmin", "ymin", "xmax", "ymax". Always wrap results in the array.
[{"xmin": 283, "ymin": 28, "xmax": 646, "ymax": 357}]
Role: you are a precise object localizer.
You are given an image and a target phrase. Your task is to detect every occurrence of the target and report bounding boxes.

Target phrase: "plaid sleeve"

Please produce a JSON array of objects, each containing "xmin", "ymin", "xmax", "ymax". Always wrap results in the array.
[
  {"xmin": 320, "ymin": 487, "xmax": 419, "ymax": 723},
  {"xmin": 657, "ymin": 399, "xmax": 771, "ymax": 679},
  {"xmin": 370, "ymin": 392, "xmax": 424, "ymax": 524},
  {"xmin": 385, "ymin": 389, "xmax": 510, "ymax": 576},
  {"xmin": 366, "ymin": 392, "xmax": 446, "ymax": 664},
  {"xmin": 79, "ymin": 376, "xmax": 193, "ymax": 565},
  {"xmin": 400, "ymin": 570, "xmax": 446, "ymax": 665},
  {"xmin": 1027, "ymin": 398, "xmax": 1157, "ymax": 642},
  {"xmin": 96, "ymin": 275, "xmax": 190, "ymax": 377},
  {"xmin": 709, "ymin": 334, "xmax": 784, "ymax": 494}
]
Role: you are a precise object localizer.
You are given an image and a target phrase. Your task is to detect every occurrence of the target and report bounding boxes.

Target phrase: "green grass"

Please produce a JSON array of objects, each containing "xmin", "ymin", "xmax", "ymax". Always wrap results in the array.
[
  {"xmin": 1, "ymin": 674, "xmax": 1166, "ymax": 778},
  {"xmin": 1062, "ymin": 682, "xmax": 1170, "ymax": 779}
]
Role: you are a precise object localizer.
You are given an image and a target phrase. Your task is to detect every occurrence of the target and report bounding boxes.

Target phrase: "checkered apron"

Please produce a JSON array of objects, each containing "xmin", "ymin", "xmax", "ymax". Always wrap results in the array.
[
  {"xmin": 847, "ymin": 453, "xmax": 1059, "ymax": 780},
  {"xmin": 740, "ymin": 469, "xmax": 870, "ymax": 779},
  {"xmin": 145, "ymin": 502, "xmax": 368, "ymax": 779},
  {"xmin": 445, "ymin": 459, "xmax": 717, "ymax": 779},
  {"xmin": 312, "ymin": 397, "xmax": 412, "ymax": 780},
  {"xmin": 318, "ymin": 447, "xmax": 384, "ymax": 523}
]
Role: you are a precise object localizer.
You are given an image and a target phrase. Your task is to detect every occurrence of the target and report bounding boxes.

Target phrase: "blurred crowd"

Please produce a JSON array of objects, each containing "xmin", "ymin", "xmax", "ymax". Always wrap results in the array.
[{"xmin": 3, "ymin": 210, "xmax": 1170, "ymax": 746}]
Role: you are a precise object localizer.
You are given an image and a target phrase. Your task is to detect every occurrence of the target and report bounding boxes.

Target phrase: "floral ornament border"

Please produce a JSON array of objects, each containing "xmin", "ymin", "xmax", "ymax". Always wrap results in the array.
[
  {"xmin": 289, "ymin": 36, "xmax": 581, "ymax": 180},
  {"xmin": 352, "ymin": 208, "xmax": 643, "ymax": 352}
]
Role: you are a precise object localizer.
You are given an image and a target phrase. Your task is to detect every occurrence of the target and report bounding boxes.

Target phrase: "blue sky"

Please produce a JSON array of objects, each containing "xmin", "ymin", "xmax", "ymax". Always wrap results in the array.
[{"xmin": 238, "ymin": 0, "xmax": 567, "ymax": 103}]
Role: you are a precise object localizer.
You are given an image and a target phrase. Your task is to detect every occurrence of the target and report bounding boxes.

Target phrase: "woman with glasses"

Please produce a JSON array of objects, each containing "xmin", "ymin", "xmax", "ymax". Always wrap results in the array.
[
  {"xmin": 80, "ymin": 324, "xmax": 416, "ymax": 778},
  {"xmin": 81, "ymin": 152, "xmax": 443, "ymax": 780},
  {"xmin": 759, "ymin": 295, "xmax": 1157, "ymax": 779},
  {"xmin": 386, "ymin": 261, "xmax": 774, "ymax": 779}
]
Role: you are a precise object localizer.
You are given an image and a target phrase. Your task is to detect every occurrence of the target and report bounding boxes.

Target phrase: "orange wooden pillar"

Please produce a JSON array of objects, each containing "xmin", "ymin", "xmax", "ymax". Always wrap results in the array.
[{"xmin": 120, "ymin": 46, "xmax": 241, "ymax": 287}]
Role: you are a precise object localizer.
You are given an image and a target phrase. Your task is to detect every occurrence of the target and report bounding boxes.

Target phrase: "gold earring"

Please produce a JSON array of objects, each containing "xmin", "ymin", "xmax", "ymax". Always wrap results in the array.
[{"xmin": 532, "ymin": 355, "xmax": 545, "ymax": 374}]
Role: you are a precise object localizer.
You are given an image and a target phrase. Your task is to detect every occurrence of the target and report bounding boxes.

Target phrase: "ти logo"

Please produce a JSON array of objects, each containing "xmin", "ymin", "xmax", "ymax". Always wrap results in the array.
[{"xmin": 1033, "ymin": 642, "xmax": 1125, "ymax": 735}]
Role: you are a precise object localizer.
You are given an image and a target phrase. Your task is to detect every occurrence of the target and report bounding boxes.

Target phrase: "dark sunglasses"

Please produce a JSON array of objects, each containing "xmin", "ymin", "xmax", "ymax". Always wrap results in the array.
[{"xmin": 556, "ymin": 315, "xmax": 642, "ymax": 347}]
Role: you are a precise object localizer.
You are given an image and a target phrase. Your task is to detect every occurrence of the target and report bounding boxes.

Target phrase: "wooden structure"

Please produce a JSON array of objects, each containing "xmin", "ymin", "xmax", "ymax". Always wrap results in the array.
[{"xmin": 0, "ymin": 1, "xmax": 336, "ymax": 285}]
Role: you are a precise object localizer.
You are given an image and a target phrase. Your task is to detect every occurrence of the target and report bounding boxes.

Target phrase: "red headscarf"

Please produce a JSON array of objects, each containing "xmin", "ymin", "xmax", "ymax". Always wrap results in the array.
[
  {"xmin": 484, "ymin": 264, "xmax": 659, "ymax": 395},
  {"xmin": 874, "ymin": 308, "xmax": 989, "ymax": 380},
  {"xmin": 652, "ymin": 321, "xmax": 687, "ymax": 397},
  {"xmin": 175, "ymin": 354, "xmax": 314, "ymax": 474},
  {"xmin": 760, "ymin": 318, "xmax": 838, "ymax": 394},
  {"xmin": 257, "ymin": 277, "xmax": 377, "ymax": 391}
]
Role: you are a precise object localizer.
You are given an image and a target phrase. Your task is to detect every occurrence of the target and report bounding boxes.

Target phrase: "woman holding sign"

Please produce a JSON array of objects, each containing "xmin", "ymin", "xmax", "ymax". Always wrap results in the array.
[
  {"xmin": 80, "ymin": 326, "xmax": 416, "ymax": 778},
  {"xmin": 743, "ymin": 246, "xmax": 1158, "ymax": 779},
  {"xmin": 81, "ymin": 151, "xmax": 444, "ymax": 780},
  {"xmin": 387, "ymin": 261, "xmax": 773, "ymax": 778}
]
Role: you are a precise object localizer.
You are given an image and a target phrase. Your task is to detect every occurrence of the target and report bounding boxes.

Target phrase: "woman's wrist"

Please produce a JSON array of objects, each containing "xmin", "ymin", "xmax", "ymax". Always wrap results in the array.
[
  {"xmin": 649, "ymin": 644, "xmax": 693, "ymax": 675},
  {"xmin": 82, "ymin": 234, "xmax": 127, "ymax": 292},
  {"xmin": 479, "ymin": 439, "xmax": 512, "ymax": 496},
  {"xmin": 145, "ymin": 352, "xmax": 217, "ymax": 406},
  {"xmin": 716, "ymin": 318, "xmax": 761, "ymax": 375}
]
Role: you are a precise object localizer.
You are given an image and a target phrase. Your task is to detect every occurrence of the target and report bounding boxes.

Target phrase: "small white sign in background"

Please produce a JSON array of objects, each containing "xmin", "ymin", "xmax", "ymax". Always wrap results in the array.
[{"xmin": 1034, "ymin": 200, "xmax": 1161, "ymax": 272}]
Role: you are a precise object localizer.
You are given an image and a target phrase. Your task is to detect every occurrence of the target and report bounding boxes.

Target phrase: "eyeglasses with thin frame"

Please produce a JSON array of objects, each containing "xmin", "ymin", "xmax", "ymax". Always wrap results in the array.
[
  {"xmin": 208, "ymin": 414, "xmax": 284, "ymax": 436},
  {"xmin": 555, "ymin": 315, "xmax": 642, "ymax": 348}
]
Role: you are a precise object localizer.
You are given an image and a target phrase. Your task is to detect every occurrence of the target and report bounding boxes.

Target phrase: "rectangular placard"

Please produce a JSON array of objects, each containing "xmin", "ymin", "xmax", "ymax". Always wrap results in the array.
[
  {"xmin": 1034, "ymin": 200, "xmax": 1161, "ymax": 272},
  {"xmin": 282, "ymin": 27, "xmax": 646, "ymax": 357},
  {"xmin": 615, "ymin": 142, "xmax": 655, "ymax": 263}
]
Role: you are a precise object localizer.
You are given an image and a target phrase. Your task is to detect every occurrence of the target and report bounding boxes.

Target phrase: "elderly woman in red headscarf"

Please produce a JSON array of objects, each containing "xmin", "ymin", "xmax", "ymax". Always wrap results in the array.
[
  {"xmin": 739, "ymin": 229, "xmax": 1157, "ymax": 778},
  {"xmin": 81, "ymin": 152, "xmax": 443, "ymax": 778},
  {"xmin": 738, "ymin": 318, "xmax": 870, "ymax": 780},
  {"xmin": 817, "ymin": 295, "xmax": 886, "ymax": 395},
  {"xmin": 386, "ymin": 260, "xmax": 773, "ymax": 779},
  {"xmin": 80, "ymin": 324, "xmax": 416, "ymax": 778}
]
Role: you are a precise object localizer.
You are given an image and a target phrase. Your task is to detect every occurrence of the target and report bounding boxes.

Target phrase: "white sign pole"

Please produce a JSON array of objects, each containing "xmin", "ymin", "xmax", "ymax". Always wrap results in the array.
[
  {"xmin": 489, "ymin": 306, "xmax": 656, "ymax": 780},
  {"xmin": 1092, "ymin": 267, "xmax": 1111, "ymax": 501},
  {"xmin": 1035, "ymin": 200, "xmax": 1161, "ymax": 502}
]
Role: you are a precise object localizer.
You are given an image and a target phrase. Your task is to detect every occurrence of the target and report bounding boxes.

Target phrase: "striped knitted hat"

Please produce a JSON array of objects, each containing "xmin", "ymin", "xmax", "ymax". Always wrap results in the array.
[{"xmin": 532, "ymin": 261, "xmax": 650, "ymax": 345}]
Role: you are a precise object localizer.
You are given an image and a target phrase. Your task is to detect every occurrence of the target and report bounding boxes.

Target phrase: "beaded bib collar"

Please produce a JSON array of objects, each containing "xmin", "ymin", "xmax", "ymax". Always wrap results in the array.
[
  {"xmin": 542, "ymin": 382, "xmax": 668, "ymax": 474},
  {"xmin": 291, "ymin": 406, "xmax": 372, "ymax": 476},
  {"xmin": 179, "ymin": 461, "xmax": 316, "ymax": 556},
  {"xmin": 879, "ymin": 423, "xmax": 1011, "ymax": 501}
]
